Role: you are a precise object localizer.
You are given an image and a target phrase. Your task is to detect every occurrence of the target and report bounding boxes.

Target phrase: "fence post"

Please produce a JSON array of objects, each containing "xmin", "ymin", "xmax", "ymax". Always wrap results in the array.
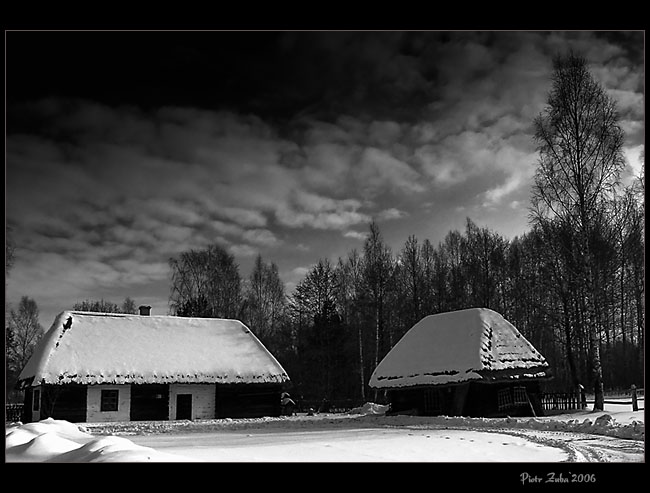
[
  {"xmin": 631, "ymin": 384, "xmax": 638, "ymax": 412},
  {"xmin": 578, "ymin": 384, "xmax": 586, "ymax": 409}
]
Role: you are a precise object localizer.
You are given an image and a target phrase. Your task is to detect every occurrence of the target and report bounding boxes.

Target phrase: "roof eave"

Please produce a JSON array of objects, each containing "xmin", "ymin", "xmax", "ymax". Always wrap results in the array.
[
  {"xmin": 370, "ymin": 366, "xmax": 551, "ymax": 390},
  {"xmin": 26, "ymin": 373, "xmax": 291, "ymax": 386}
]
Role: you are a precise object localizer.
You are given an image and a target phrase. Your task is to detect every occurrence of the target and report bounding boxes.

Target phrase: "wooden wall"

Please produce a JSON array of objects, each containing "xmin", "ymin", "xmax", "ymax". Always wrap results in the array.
[
  {"xmin": 130, "ymin": 384, "xmax": 169, "ymax": 421},
  {"xmin": 216, "ymin": 383, "xmax": 282, "ymax": 418},
  {"xmin": 41, "ymin": 384, "xmax": 87, "ymax": 423},
  {"xmin": 387, "ymin": 381, "xmax": 543, "ymax": 418},
  {"xmin": 25, "ymin": 386, "xmax": 37, "ymax": 423},
  {"xmin": 24, "ymin": 382, "xmax": 285, "ymax": 423}
]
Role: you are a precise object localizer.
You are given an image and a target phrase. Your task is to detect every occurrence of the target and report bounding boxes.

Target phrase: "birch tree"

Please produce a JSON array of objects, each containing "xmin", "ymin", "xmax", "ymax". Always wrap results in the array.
[{"xmin": 531, "ymin": 52, "xmax": 626, "ymax": 410}]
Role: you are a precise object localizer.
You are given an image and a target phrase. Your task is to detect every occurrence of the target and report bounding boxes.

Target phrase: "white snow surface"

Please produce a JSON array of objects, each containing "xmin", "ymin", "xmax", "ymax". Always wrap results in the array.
[
  {"xmin": 370, "ymin": 308, "xmax": 548, "ymax": 388},
  {"xmin": 5, "ymin": 418, "xmax": 192, "ymax": 462},
  {"xmin": 18, "ymin": 311, "xmax": 289, "ymax": 386},
  {"xmin": 6, "ymin": 400, "xmax": 643, "ymax": 463}
]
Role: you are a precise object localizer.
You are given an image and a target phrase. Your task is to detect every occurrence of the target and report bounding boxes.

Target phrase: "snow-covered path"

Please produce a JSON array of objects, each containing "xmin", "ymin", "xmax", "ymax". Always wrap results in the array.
[
  {"xmin": 461, "ymin": 428, "xmax": 644, "ymax": 462},
  {"xmin": 125, "ymin": 420, "xmax": 643, "ymax": 463},
  {"xmin": 128, "ymin": 427, "xmax": 568, "ymax": 462}
]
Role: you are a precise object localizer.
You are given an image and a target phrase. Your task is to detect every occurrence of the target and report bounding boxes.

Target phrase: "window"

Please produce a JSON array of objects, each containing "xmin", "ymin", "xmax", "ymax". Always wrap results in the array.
[
  {"xmin": 513, "ymin": 386, "xmax": 528, "ymax": 406},
  {"xmin": 33, "ymin": 389, "xmax": 40, "ymax": 411},
  {"xmin": 101, "ymin": 389, "xmax": 119, "ymax": 412},
  {"xmin": 497, "ymin": 388, "xmax": 513, "ymax": 411}
]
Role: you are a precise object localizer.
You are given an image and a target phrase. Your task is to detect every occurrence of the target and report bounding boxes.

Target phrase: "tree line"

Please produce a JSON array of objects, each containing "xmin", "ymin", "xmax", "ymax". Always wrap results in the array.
[
  {"xmin": 167, "ymin": 195, "xmax": 642, "ymax": 405},
  {"xmin": 72, "ymin": 297, "xmax": 138, "ymax": 315}
]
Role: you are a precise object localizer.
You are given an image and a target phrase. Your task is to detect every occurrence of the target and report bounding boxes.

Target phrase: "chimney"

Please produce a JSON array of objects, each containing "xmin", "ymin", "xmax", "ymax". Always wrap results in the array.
[{"xmin": 138, "ymin": 305, "xmax": 152, "ymax": 316}]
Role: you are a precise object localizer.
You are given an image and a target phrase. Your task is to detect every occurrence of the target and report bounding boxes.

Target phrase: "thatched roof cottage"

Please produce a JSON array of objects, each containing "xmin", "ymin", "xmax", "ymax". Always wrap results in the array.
[
  {"xmin": 17, "ymin": 309, "xmax": 290, "ymax": 423},
  {"xmin": 369, "ymin": 308, "xmax": 550, "ymax": 417}
]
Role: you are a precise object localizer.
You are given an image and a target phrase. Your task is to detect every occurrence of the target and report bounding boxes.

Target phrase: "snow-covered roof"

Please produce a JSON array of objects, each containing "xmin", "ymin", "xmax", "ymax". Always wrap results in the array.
[
  {"xmin": 18, "ymin": 311, "xmax": 290, "ymax": 387},
  {"xmin": 369, "ymin": 308, "xmax": 549, "ymax": 389}
]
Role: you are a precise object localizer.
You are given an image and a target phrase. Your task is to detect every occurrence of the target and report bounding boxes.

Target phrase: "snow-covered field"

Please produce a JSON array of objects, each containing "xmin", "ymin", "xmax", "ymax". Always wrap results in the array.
[{"xmin": 5, "ymin": 400, "xmax": 644, "ymax": 463}]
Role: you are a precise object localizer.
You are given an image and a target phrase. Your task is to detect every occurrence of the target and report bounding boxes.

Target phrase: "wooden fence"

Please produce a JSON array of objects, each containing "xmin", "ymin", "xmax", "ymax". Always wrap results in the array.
[
  {"xmin": 540, "ymin": 388, "xmax": 644, "ymax": 412},
  {"xmin": 540, "ymin": 392, "xmax": 584, "ymax": 411},
  {"xmin": 6, "ymin": 403, "xmax": 24, "ymax": 423}
]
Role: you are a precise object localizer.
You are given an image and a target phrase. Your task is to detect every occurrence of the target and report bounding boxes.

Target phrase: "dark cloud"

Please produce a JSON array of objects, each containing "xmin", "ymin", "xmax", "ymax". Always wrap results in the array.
[
  {"xmin": 8, "ymin": 31, "xmax": 284, "ymax": 112},
  {"xmin": 7, "ymin": 32, "xmax": 439, "ymax": 124},
  {"xmin": 6, "ymin": 30, "xmax": 644, "ymax": 325}
]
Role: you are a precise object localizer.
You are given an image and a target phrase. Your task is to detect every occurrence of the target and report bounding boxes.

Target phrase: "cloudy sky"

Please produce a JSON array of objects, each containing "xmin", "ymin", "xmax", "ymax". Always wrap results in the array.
[{"xmin": 5, "ymin": 30, "xmax": 645, "ymax": 326}]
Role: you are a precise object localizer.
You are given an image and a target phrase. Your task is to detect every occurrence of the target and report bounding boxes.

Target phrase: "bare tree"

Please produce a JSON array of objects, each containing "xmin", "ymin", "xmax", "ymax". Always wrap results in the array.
[
  {"xmin": 121, "ymin": 297, "xmax": 137, "ymax": 314},
  {"xmin": 531, "ymin": 52, "xmax": 626, "ymax": 410},
  {"xmin": 244, "ymin": 254, "xmax": 286, "ymax": 342},
  {"xmin": 8, "ymin": 296, "xmax": 44, "ymax": 372},
  {"xmin": 362, "ymin": 221, "xmax": 394, "ymax": 384},
  {"xmin": 73, "ymin": 299, "xmax": 122, "ymax": 313},
  {"xmin": 334, "ymin": 249, "xmax": 367, "ymax": 401},
  {"xmin": 442, "ymin": 229, "xmax": 466, "ymax": 310},
  {"xmin": 397, "ymin": 235, "xmax": 423, "ymax": 328},
  {"xmin": 169, "ymin": 244, "xmax": 242, "ymax": 319},
  {"xmin": 292, "ymin": 259, "xmax": 344, "ymax": 400}
]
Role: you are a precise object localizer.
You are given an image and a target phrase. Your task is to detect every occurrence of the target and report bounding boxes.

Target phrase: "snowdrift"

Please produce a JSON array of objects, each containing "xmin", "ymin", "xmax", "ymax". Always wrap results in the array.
[
  {"xmin": 348, "ymin": 402, "xmax": 391, "ymax": 415},
  {"xmin": 5, "ymin": 418, "xmax": 193, "ymax": 462},
  {"xmin": 346, "ymin": 402, "xmax": 644, "ymax": 440},
  {"xmin": 370, "ymin": 413, "xmax": 645, "ymax": 440}
]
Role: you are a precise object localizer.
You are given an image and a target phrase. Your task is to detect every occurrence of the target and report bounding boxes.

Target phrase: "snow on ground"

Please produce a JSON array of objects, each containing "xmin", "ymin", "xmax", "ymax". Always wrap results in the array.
[
  {"xmin": 5, "ymin": 419, "xmax": 193, "ymax": 462},
  {"xmin": 5, "ymin": 399, "xmax": 643, "ymax": 463},
  {"xmin": 126, "ymin": 427, "xmax": 569, "ymax": 462}
]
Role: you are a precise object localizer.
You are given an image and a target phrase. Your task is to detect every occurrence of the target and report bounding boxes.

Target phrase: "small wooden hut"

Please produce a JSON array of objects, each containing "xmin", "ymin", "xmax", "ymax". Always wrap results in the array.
[{"xmin": 369, "ymin": 308, "xmax": 550, "ymax": 417}]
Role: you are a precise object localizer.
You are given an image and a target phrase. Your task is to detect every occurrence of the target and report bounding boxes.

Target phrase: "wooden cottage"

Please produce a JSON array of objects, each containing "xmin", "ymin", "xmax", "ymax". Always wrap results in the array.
[
  {"xmin": 369, "ymin": 308, "xmax": 550, "ymax": 417},
  {"xmin": 16, "ymin": 310, "xmax": 290, "ymax": 423}
]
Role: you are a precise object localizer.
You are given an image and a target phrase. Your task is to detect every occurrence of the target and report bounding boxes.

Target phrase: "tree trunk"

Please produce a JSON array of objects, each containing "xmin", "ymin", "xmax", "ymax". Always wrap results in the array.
[
  {"xmin": 358, "ymin": 323, "xmax": 365, "ymax": 402},
  {"xmin": 373, "ymin": 306, "xmax": 380, "ymax": 401},
  {"xmin": 562, "ymin": 301, "xmax": 579, "ymax": 387},
  {"xmin": 584, "ymin": 247, "xmax": 605, "ymax": 411},
  {"xmin": 589, "ymin": 324, "xmax": 605, "ymax": 411}
]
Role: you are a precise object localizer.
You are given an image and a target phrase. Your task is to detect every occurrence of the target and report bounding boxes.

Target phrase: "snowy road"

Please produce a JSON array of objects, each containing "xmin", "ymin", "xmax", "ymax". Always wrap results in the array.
[
  {"xmin": 128, "ymin": 427, "xmax": 565, "ymax": 462},
  {"xmin": 127, "ymin": 424, "xmax": 644, "ymax": 463},
  {"xmin": 461, "ymin": 428, "xmax": 644, "ymax": 463}
]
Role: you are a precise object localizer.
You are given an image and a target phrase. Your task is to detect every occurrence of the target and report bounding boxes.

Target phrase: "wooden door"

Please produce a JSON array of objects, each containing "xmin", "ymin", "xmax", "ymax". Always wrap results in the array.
[
  {"xmin": 423, "ymin": 388, "xmax": 442, "ymax": 415},
  {"xmin": 176, "ymin": 394, "xmax": 192, "ymax": 420}
]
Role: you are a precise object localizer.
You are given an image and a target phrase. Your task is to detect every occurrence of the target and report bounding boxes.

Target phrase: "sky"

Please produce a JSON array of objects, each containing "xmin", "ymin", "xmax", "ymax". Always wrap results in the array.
[{"xmin": 5, "ymin": 30, "xmax": 645, "ymax": 327}]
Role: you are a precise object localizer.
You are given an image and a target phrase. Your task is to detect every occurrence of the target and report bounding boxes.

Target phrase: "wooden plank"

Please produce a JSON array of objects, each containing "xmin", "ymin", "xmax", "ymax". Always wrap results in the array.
[
  {"xmin": 215, "ymin": 383, "xmax": 281, "ymax": 418},
  {"xmin": 43, "ymin": 384, "xmax": 87, "ymax": 423}
]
